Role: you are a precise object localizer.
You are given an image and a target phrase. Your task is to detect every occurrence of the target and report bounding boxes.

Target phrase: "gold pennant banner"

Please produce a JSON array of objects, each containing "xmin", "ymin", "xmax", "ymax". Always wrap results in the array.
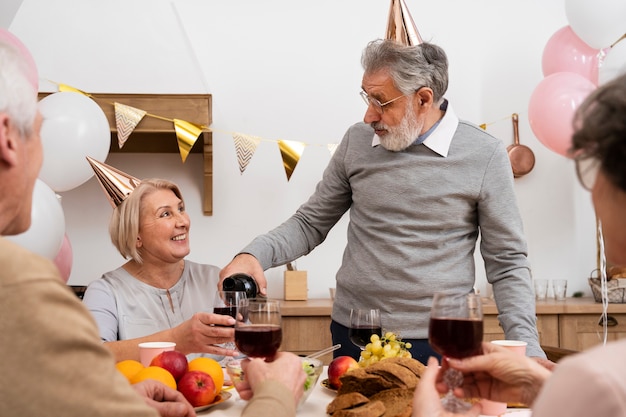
[
  {"xmin": 233, "ymin": 133, "xmax": 261, "ymax": 174},
  {"xmin": 174, "ymin": 119, "xmax": 204, "ymax": 163},
  {"xmin": 114, "ymin": 102, "xmax": 147, "ymax": 148},
  {"xmin": 278, "ymin": 139, "xmax": 305, "ymax": 181},
  {"xmin": 49, "ymin": 81, "xmax": 521, "ymax": 180}
]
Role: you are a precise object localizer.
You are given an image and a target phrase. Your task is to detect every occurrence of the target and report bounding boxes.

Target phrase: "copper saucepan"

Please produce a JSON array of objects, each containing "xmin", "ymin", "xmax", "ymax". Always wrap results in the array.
[{"xmin": 507, "ymin": 113, "xmax": 535, "ymax": 178}]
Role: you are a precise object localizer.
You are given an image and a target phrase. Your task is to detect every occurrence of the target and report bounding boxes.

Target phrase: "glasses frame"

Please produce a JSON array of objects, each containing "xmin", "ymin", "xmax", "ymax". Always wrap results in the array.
[
  {"xmin": 575, "ymin": 155, "xmax": 600, "ymax": 191},
  {"xmin": 359, "ymin": 86, "xmax": 426, "ymax": 114}
]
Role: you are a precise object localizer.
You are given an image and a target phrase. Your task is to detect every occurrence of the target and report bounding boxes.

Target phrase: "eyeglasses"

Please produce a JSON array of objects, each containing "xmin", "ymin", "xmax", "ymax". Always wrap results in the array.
[
  {"xmin": 360, "ymin": 91, "xmax": 406, "ymax": 114},
  {"xmin": 575, "ymin": 156, "xmax": 600, "ymax": 191},
  {"xmin": 360, "ymin": 86, "xmax": 425, "ymax": 114}
]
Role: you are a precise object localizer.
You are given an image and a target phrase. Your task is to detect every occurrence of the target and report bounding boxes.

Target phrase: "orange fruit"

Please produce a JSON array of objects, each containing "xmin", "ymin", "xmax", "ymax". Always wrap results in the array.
[
  {"xmin": 116, "ymin": 359, "xmax": 145, "ymax": 382},
  {"xmin": 187, "ymin": 357, "xmax": 224, "ymax": 392},
  {"xmin": 130, "ymin": 365, "xmax": 177, "ymax": 390}
]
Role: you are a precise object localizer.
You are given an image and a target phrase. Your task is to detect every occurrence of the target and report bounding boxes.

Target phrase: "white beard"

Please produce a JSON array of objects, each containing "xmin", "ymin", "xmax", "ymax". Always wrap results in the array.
[{"xmin": 374, "ymin": 101, "xmax": 424, "ymax": 152}]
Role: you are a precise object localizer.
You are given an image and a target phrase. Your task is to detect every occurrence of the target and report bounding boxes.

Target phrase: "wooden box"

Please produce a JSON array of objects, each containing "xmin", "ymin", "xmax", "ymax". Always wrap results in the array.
[{"xmin": 284, "ymin": 271, "xmax": 308, "ymax": 300}]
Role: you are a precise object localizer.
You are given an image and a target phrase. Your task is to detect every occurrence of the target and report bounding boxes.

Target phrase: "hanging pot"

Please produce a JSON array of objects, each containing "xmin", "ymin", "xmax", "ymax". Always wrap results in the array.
[{"xmin": 507, "ymin": 113, "xmax": 535, "ymax": 178}]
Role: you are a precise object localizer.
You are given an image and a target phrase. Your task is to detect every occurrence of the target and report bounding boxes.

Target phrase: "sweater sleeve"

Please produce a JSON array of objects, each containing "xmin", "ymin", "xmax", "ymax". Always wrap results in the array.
[{"xmin": 241, "ymin": 380, "xmax": 297, "ymax": 417}]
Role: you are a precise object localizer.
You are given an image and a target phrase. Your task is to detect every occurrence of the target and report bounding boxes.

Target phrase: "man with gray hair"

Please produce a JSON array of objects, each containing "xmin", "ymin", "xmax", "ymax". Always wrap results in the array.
[{"xmin": 220, "ymin": 39, "xmax": 544, "ymax": 363}]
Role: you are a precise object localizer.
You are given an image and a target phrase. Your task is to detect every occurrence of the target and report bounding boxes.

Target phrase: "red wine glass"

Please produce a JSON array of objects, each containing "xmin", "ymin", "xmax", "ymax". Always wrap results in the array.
[
  {"xmin": 213, "ymin": 290, "xmax": 247, "ymax": 357},
  {"xmin": 428, "ymin": 292, "xmax": 483, "ymax": 412},
  {"xmin": 349, "ymin": 308, "xmax": 382, "ymax": 350},
  {"xmin": 234, "ymin": 298, "xmax": 282, "ymax": 361}
]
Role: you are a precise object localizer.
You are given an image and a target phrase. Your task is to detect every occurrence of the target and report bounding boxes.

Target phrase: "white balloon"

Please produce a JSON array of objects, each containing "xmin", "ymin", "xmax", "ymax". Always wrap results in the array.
[
  {"xmin": 38, "ymin": 92, "xmax": 111, "ymax": 192},
  {"xmin": 565, "ymin": 0, "xmax": 626, "ymax": 49},
  {"xmin": 5, "ymin": 179, "xmax": 66, "ymax": 260},
  {"xmin": 599, "ymin": 41, "xmax": 626, "ymax": 84}
]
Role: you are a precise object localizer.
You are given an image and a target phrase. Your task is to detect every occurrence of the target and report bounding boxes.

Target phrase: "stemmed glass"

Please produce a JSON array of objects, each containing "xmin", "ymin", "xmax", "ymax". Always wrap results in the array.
[
  {"xmin": 428, "ymin": 292, "xmax": 483, "ymax": 412},
  {"xmin": 348, "ymin": 308, "xmax": 382, "ymax": 350},
  {"xmin": 234, "ymin": 298, "xmax": 282, "ymax": 361},
  {"xmin": 213, "ymin": 290, "xmax": 247, "ymax": 347}
]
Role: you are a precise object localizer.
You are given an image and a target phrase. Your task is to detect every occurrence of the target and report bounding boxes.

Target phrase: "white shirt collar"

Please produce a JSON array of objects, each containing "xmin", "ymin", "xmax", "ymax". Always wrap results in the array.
[{"xmin": 371, "ymin": 100, "xmax": 459, "ymax": 157}]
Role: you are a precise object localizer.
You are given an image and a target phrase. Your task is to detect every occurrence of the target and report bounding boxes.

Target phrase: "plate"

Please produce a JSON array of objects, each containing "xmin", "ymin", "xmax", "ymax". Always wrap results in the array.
[
  {"xmin": 321, "ymin": 378, "xmax": 337, "ymax": 393},
  {"xmin": 193, "ymin": 391, "xmax": 232, "ymax": 412}
]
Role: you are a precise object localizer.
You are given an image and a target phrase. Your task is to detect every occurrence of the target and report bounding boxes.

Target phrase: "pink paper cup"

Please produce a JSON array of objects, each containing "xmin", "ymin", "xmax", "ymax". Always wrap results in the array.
[
  {"xmin": 480, "ymin": 340, "xmax": 527, "ymax": 415},
  {"xmin": 138, "ymin": 341, "xmax": 176, "ymax": 367}
]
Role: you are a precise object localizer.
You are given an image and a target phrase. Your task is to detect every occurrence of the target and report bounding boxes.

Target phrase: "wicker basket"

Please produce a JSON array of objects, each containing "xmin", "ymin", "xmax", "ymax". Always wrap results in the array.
[{"xmin": 588, "ymin": 277, "xmax": 626, "ymax": 303}]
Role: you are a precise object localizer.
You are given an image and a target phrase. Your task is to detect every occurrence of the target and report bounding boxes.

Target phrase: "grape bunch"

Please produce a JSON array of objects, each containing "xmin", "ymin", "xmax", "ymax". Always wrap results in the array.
[{"xmin": 358, "ymin": 332, "xmax": 412, "ymax": 367}]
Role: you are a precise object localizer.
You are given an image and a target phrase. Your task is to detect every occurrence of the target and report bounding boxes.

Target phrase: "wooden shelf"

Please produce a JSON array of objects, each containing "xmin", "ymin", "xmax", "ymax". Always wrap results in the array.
[{"xmin": 38, "ymin": 93, "xmax": 213, "ymax": 215}]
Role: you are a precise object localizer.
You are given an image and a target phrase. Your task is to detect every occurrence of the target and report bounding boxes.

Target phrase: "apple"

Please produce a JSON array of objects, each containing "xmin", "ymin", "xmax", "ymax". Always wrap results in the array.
[
  {"xmin": 150, "ymin": 350, "xmax": 189, "ymax": 382},
  {"xmin": 177, "ymin": 370, "xmax": 216, "ymax": 407},
  {"xmin": 327, "ymin": 356, "xmax": 358, "ymax": 389}
]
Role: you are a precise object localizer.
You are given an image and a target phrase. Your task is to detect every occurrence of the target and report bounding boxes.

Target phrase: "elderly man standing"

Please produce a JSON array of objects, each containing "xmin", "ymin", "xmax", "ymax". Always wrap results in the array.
[{"xmin": 220, "ymin": 37, "xmax": 545, "ymax": 363}]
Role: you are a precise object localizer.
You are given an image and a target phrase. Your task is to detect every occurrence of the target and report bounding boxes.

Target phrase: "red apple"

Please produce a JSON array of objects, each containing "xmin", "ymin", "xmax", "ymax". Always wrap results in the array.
[
  {"xmin": 328, "ymin": 356, "xmax": 359, "ymax": 389},
  {"xmin": 177, "ymin": 370, "xmax": 216, "ymax": 407},
  {"xmin": 150, "ymin": 350, "xmax": 189, "ymax": 382}
]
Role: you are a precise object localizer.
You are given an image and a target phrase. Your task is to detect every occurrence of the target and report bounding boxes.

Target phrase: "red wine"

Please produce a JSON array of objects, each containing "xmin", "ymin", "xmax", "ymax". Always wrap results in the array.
[
  {"xmin": 349, "ymin": 326, "xmax": 382, "ymax": 348},
  {"xmin": 428, "ymin": 317, "xmax": 483, "ymax": 358},
  {"xmin": 235, "ymin": 324, "xmax": 282, "ymax": 358},
  {"xmin": 213, "ymin": 306, "xmax": 237, "ymax": 327}
]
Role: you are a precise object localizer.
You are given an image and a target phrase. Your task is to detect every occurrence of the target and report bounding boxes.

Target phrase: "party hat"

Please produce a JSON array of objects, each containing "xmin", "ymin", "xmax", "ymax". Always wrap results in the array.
[
  {"xmin": 385, "ymin": 0, "xmax": 423, "ymax": 46},
  {"xmin": 86, "ymin": 156, "xmax": 141, "ymax": 208}
]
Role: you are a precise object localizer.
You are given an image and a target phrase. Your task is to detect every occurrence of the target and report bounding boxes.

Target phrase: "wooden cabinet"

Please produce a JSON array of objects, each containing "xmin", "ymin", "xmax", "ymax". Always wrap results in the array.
[
  {"xmin": 559, "ymin": 313, "xmax": 626, "ymax": 351},
  {"xmin": 483, "ymin": 314, "xmax": 559, "ymax": 347},
  {"xmin": 279, "ymin": 297, "xmax": 626, "ymax": 364},
  {"xmin": 281, "ymin": 300, "xmax": 333, "ymax": 364}
]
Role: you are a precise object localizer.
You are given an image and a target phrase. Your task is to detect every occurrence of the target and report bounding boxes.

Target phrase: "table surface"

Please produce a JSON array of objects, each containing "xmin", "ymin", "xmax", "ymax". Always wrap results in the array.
[{"xmin": 198, "ymin": 367, "xmax": 532, "ymax": 417}]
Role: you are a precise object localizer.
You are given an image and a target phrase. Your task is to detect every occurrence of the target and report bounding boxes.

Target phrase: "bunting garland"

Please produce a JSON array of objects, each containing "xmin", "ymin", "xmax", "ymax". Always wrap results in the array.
[{"xmin": 48, "ymin": 80, "xmax": 523, "ymax": 181}]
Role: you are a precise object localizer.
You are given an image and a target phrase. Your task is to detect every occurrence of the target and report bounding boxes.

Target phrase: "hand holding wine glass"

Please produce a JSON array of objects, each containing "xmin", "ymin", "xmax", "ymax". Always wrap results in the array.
[
  {"xmin": 349, "ymin": 308, "xmax": 382, "ymax": 350},
  {"xmin": 213, "ymin": 290, "xmax": 247, "ymax": 325},
  {"xmin": 234, "ymin": 298, "xmax": 282, "ymax": 361},
  {"xmin": 428, "ymin": 292, "xmax": 483, "ymax": 412}
]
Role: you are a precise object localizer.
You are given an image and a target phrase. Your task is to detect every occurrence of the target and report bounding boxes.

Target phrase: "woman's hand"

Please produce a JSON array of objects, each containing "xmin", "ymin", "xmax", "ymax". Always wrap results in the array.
[
  {"xmin": 412, "ymin": 357, "xmax": 481, "ymax": 417},
  {"xmin": 170, "ymin": 312, "xmax": 238, "ymax": 357},
  {"xmin": 446, "ymin": 342, "xmax": 552, "ymax": 406},
  {"xmin": 235, "ymin": 352, "xmax": 306, "ymax": 402}
]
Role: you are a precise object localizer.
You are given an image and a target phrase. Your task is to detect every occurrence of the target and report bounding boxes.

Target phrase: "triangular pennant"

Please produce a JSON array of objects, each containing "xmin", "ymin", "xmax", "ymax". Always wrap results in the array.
[
  {"xmin": 385, "ymin": 0, "xmax": 423, "ymax": 46},
  {"xmin": 58, "ymin": 83, "xmax": 91, "ymax": 97},
  {"xmin": 114, "ymin": 102, "xmax": 147, "ymax": 148},
  {"xmin": 479, "ymin": 123, "xmax": 487, "ymax": 130},
  {"xmin": 327, "ymin": 143, "xmax": 339, "ymax": 157},
  {"xmin": 173, "ymin": 119, "xmax": 203, "ymax": 163},
  {"xmin": 278, "ymin": 139, "xmax": 305, "ymax": 181},
  {"xmin": 233, "ymin": 133, "xmax": 261, "ymax": 174},
  {"xmin": 86, "ymin": 156, "xmax": 141, "ymax": 208}
]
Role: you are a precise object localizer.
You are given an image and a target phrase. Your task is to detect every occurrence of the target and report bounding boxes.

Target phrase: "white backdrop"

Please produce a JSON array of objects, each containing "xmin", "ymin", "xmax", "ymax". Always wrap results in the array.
[{"xmin": 5, "ymin": 0, "xmax": 598, "ymax": 299}]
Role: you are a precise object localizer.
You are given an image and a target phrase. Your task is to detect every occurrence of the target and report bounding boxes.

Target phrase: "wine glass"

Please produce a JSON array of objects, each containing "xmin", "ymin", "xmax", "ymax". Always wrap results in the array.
[
  {"xmin": 234, "ymin": 298, "xmax": 282, "ymax": 361},
  {"xmin": 428, "ymin": 292, "xmax": 483, "ymax": 412},
  {"xmin": 213, "ymin": 290, "xmax": 247, "ymax": 325},
  {"xmin": 349, "ymin": 308, "xmax": 382, "ymax": 350}
]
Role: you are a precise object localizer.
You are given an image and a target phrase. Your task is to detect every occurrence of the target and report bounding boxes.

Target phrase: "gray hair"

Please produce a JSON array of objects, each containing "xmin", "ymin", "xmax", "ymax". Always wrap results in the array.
[
  {"xmin": 0, "ymin": 41, "xmax": 38, "ymax": 138},
  {"xmin": 361, "ymin": 39, "xmax": 448, "ymax": 104}
]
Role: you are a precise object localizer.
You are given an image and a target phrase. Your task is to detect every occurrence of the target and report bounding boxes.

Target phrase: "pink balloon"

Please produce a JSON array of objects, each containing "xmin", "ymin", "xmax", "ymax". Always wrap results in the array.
[
  {"xmin": 0, "ymin": 29, "xmax": 38, "ymax": 93},
  {"xmin": 528, "ymin": 72, "xmax": 597, "ymax": 158},
  {"xmin": 53, "ymin": 233, "xmax": 73, "ymax": 284},
  {"xmin": 542, "ymin": 26, "xmax": 603, "ymax": 85}
]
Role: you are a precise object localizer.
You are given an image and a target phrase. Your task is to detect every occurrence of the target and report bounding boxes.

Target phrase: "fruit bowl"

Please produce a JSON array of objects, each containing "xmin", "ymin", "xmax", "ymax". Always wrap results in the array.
[{"xmin": 225, "ymin": 357, "xmax": 323, "ymax": 409}]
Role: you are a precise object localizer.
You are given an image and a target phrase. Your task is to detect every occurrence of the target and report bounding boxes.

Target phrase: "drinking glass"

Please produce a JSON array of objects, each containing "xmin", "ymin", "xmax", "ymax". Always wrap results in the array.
[
  {"xmin": 234, "ymin": 298, "xmax": 282, "ymax": 361},
  {"xmin": 213, "ymin": 290, "xmax": 247, "ymax": 325},
  {"xmin": 428, "ymin": 293, "xmax": 483, "ymax": 412},
  {"xmin": 349, "ymin": 308, "xmax": 382, "ymax": 350}
]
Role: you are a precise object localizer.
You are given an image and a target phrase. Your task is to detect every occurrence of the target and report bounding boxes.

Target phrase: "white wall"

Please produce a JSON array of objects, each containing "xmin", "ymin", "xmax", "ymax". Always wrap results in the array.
[{"xmin": 6, "ymin": 0, "xmax": 598, "ymax": 299}]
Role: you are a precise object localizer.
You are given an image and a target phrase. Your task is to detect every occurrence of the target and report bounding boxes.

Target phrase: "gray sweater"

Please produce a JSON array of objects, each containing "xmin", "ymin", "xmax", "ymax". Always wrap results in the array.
[{"xmin": 242, "ymin": 103, "xmax": 544, "ymax": 358}]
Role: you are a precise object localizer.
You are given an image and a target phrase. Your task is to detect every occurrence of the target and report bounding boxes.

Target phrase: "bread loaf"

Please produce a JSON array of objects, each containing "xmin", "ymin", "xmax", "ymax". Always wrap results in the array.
[
  {"xmin": 332, "ymin": 400, "xmax": 385, "ymax": 417},
  {"xmin": 369, "ymin": 388, "xmax": 414, "ymax": 417},
  {"xmin": 327, "ymin": 392, "xmax": 370, "ymax": 414}
]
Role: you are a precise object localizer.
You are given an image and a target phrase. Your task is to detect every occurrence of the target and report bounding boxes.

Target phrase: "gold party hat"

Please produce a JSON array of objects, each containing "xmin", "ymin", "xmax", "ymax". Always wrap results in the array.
[
  {"xmin": 86, "ymin": 156, "xmax": 141, "ymax": 208},
  {"xmin": 385, "ymin": 0, "xmax": 423, "ymax": 46}
]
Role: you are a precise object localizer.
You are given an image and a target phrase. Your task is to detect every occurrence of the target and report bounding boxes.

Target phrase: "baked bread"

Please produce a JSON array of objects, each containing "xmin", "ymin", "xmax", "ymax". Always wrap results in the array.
[
  {"xmin": 365, "ymin": 361, "xmax": 420, "ymax": 389},
  {"xmin": 338, "ymin": 367, "xmax": 396, "ymax": 397},
  {"xmin": 369, "ymin": 388, "xmax": 413, "ymax": 417},
  {"xmin": 327, "ymin": 392, "xmax": 370, "ymax": 414},
  {"xmin": 333, "ymin": 400, "xmax": 386, "ymax": 417}
]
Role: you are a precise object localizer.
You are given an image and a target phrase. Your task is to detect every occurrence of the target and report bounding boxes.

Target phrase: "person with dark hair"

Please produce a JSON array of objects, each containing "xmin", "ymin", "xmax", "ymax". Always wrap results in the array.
[
  {"xmin": 412, "ymin": 72, "xmax": 626, "ymax": 417},
  {"xmin": 220, "ymin": 38, "xmax": 544, "ymax": 363}
]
